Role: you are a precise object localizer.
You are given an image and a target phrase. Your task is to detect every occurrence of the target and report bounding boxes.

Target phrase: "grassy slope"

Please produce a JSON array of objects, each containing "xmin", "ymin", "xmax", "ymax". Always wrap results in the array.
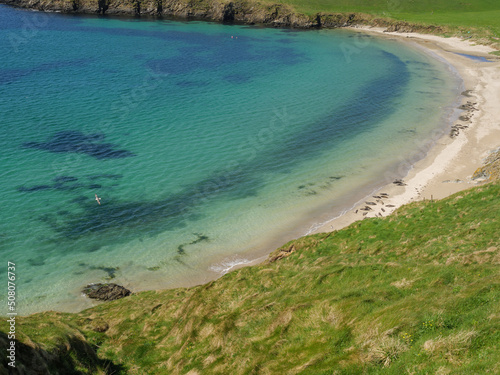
[
  {"xmin": 1, "ymin": 180, "xmax": 499, "ymax": 374},
  {"xmin": 278, "ymin": 0, "xmax": 500, "ymax": 44},
  {"xmin": 278, "ymin": 0, "xmax": 500, "ymax": 25}
]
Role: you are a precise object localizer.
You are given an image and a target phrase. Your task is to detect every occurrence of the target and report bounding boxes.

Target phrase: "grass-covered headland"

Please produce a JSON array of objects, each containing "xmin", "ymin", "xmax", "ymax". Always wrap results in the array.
[
  {"xmin": 1, "ymin": 0, "xmax": 500, "ymax": 49},
  {"xmin": 1, "ymin": 175, "xmax": 499, "ymax": 373}
]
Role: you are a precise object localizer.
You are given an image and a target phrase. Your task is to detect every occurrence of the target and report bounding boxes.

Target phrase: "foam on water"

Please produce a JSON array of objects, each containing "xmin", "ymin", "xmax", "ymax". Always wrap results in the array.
[
  {"xmin": 209, "ymin": 256, "xmax": 259, "ymax": 275},
  {"xmin": 0, "ymin": 6, "xmax": 462, "ymax": 314}
]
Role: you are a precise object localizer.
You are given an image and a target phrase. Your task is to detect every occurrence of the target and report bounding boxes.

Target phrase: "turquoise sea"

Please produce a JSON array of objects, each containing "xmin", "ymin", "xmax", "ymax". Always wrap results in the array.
[{"xmin": 0, "ymin": 6, "xmax": 462, "ymax": 314}]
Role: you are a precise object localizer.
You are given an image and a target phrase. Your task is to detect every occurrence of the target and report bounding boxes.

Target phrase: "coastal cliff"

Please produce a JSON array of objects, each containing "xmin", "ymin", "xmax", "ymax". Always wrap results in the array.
[
  {"xmin": 0, "ymin": 0, "xmax": 354, "ymax": 28},
  {"xmin": 0, "ymin": 0, "xmax": 439, "ymax": 31}
]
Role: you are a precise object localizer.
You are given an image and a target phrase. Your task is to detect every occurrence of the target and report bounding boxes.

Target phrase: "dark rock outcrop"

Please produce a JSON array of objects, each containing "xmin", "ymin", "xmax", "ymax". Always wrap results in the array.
[
  {"xmin": 223, "ymin": 1, "xmax": 235, "ymax": 22},
  {"xmin": 133, "ymin": 0, "xmax": 140, "ymax": 15},
  {"xmin": 316, "ymin": 12, "xmax": 359, "ymax": 28},
  {"xmin": 472, "ymin": 147, "xmax": 500, "ymax": 181},
  {"xmin": 98, "ymin": 0, "xmax": 108, "ymax": 14},
  {"xmin": 82, "ymin": 283, "xmax": 131, "ymax": 301},
  {"xmin": 383, "ymin": 21, "xmax": 443, "ymax": 34}
]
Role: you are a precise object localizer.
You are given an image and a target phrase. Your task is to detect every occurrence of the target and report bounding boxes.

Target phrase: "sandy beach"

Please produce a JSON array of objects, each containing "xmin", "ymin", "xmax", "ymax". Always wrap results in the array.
[
  {"xmin": 313, "ymin": 26, "xmax": 500, "ymax": 234},
  {"xmin": 202, "ymin": 27, "xmax": 500, "ymax": 278}
]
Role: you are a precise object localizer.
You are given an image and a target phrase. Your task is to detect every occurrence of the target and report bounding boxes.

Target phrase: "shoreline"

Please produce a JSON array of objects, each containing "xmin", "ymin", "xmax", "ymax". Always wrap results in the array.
[
  {"xmin": 183, "ymin": 27, "xmax": 500, "ymax": 294},
  {"xmin": 39, "ymin": 30, "xmax": 500, "ymax": 315},
  {"xmin": 4, "ymin": 10, "xmax": 499, "ymax": 315},
  {"xmin": 312, "ymin": 26, "xmax": 500, "ymax": 234}
]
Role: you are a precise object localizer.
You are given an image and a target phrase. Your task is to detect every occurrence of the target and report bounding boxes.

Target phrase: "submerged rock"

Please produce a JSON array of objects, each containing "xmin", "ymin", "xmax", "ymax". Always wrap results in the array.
[{"xmin": 82, "ymin": 283, "xmax": 131, "ymax": 301}]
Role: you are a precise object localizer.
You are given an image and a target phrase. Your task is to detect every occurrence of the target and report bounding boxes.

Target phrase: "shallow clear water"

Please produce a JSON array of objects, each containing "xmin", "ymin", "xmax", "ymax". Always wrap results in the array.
[
  {"xmin": 0, "ymin": 6, "xmax": 462, "ymax": 314},
  {"xmin": 454, "ymin": 52, "xmax": 492, "ymax": 62}
]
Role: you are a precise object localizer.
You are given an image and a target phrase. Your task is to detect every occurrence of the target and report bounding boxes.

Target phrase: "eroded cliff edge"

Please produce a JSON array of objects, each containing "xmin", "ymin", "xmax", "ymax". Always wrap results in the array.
[{"xmin": 0, "ymin": 0, "xmax": 441, "ymax": 31}]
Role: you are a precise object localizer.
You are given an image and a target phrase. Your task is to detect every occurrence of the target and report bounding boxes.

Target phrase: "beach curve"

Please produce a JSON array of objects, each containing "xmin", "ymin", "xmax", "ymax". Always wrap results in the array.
[{"xmin": 313, "ymin": 26, "xmax": 500, "ymax": 234}]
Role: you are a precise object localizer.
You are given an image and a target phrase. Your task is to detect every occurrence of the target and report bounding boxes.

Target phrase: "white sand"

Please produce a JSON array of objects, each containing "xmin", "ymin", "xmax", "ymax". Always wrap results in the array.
[{"xmin": 314, "ymin": 26, "xmax": 500, "ymax": 233}]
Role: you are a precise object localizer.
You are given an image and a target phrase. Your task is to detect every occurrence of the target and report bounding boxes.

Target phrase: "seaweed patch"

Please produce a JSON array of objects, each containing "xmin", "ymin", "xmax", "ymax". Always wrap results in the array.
[
  {"xmin": 177, "ymin": 244, "xmax": 185, "ymax": 255},
  {"xmin": 17, "ymin": 175, "xmax": 109, "ymax": 194},
  {"xmin": 87, "ymin": 174, "xmax": 123, "ymax": 181},
  {"xmin": 176, "ymin": 233, "xmax": 210, "ymax": 255},
  {"xmin": 22, "ymin": 130, "xmax": 135, "ymax": 159},
  {"xmin": 28, "ymin": 257, "xmax": 45, "ymax": 267},
  {"xmin": 190, "ymin": 233, "xmax": 210, "ymax": 245},
  {"xmin": 70, "ymin": 196, "xmax": 88, "ymax": 204},
  {"xmin": 80, "ymin": 263, "xmax": 120, "ymax": 279},
  {"xmin": 18, "ymin": 182, "xmax": 85, "ymax": 193},
  {"xmin": 17, "ymin": 185, "xmax": 52, "ymax": 192},
  {"xmin": 53, "ymin": 176, "xmax": 78, "ymax": 183}
]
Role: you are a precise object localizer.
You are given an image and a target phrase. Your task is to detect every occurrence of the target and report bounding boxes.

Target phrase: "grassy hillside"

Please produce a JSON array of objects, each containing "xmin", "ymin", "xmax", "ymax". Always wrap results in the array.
[
  {"xmin": 279, "ymin": 0, "xmax": 500, "ymax": 43},
  {"xmin": 278, "ymin": 0, "xmax": 499, "ymax": 17},
  {"xmin": 279, "ymin": 0, "xmax": 500, "ymax": 28},
  {"xmin": 1, "ymin": 179, "xmax": 499, "ymax": 374}
]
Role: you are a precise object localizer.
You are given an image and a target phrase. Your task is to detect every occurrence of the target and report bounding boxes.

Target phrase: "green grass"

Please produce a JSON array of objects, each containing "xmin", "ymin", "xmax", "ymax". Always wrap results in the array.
[
  {"xmin": 273, "ymin": 0, "xmax": 500, "ymax": 44},
  {"xmin": 276, "ymin": 0, "xmax": 500, "ymax": 21},
  {"xmin": 1, "ymin": 180, "xmax": 499, "ymax": 374},
  {"xmin": 276, "ymin": 0, "xmax": 426, "ymax": 14}
]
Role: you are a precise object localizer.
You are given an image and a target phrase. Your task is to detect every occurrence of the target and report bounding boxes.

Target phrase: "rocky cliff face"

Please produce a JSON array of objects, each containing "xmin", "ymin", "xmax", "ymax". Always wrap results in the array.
[{"xmin": 0, "ymin": 0, "xmax": 367, "ymax": 28}]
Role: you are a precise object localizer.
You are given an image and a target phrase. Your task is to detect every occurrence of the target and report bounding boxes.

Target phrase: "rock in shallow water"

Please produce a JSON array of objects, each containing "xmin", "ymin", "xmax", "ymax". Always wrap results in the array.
[{"xmin": 82, "ymin": 283, "xmax": 131, "ymax": 301}]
